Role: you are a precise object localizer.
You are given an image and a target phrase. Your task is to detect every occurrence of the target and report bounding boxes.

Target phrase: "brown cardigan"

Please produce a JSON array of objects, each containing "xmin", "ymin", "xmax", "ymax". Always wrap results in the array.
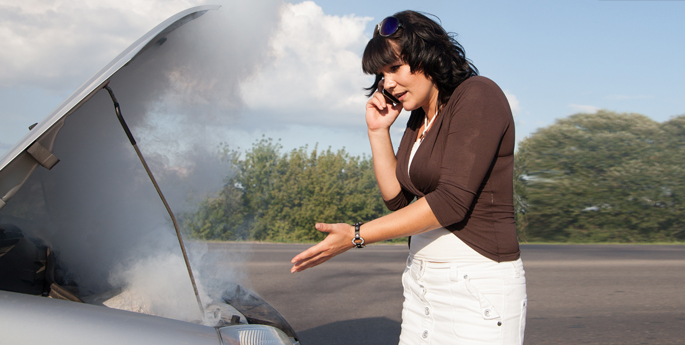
[{"xmin": 384, "ymin": 76, "xmax": 520, "ymax": 262}]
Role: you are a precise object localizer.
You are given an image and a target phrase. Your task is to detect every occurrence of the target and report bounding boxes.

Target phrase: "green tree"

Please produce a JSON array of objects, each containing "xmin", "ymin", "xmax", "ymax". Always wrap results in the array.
[
  {"xmin": 516, "ymin": 110, "xmax": 685, "ymax": 242},
  {"xmin": 186, "ymin": 138, "xmax": 389, "ymax": 242},
  {"xmin": 513, "ymin": 139, "xmax": 530, "ymax": 242}
]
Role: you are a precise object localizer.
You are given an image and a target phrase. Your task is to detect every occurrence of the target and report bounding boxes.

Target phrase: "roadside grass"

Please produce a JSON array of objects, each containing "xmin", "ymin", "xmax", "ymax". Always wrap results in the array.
[{"xmin": 520, "ymin": 241, "xmax": 685, "ymax": 245}]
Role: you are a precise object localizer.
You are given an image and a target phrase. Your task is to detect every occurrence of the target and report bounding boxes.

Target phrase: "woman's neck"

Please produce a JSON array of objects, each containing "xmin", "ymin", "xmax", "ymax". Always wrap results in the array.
[{"xmin": 421, "ymin": 86, "xmax": 440, "ymax": 120}]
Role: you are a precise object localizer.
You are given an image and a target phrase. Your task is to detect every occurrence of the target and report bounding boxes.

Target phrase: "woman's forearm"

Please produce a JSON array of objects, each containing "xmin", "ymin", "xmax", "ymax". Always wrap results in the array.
[
  {"xmin": 368, "ymin": 128, "xmax": 402, "ymax": 200},
  {"xmin": 289, "ymin": 197, "xmax": 442, "ymax": 273},
  {"xmin": 362, "ymin": 197, "xmax": 442, "ymax": 243}
]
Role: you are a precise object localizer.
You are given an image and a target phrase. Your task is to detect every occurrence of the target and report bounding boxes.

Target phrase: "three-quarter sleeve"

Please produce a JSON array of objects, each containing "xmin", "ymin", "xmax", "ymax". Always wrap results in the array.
[
  {"xmin": 383, "ymin": 188, "xmax": 415, "ymax": 211},
  {"xmin": 423, "ymin": 78, "xmax": 513, "ymax": 227}
]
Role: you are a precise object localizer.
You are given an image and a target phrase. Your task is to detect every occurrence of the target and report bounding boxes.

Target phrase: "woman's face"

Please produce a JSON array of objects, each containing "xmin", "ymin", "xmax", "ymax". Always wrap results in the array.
[{"xmin": 379, "ymin": 62, "xmax": 439, "ymax": 113}]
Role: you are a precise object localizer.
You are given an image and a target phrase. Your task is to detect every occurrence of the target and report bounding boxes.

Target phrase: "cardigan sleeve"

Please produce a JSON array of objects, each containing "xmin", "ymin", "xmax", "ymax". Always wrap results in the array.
[
  {"xmin": 383, "ymin": 188, "xmax": 415, "ymax": 211},
  {"xmin": 424, "ymin": 77, "xmax": 513, "ymax": 227}
]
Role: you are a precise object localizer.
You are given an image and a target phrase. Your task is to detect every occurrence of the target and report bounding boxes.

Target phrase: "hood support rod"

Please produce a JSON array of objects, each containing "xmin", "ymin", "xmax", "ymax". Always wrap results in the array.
[{"xmin": 103, "ymin": 84, "xmax": 205, "ymax": 318}]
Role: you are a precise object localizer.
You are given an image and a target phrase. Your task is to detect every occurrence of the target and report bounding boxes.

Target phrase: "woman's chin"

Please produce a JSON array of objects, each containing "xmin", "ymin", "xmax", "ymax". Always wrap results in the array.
[{"xmin": 402, "ymin": 102, "xmax": 417, "ymax": 111}]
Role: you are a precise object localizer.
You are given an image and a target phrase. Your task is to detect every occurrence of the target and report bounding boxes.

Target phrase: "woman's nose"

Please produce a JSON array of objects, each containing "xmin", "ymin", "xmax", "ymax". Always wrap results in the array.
[{"xmin": 382, "ymin": 77, "xmax": 397, "ymax": 89}]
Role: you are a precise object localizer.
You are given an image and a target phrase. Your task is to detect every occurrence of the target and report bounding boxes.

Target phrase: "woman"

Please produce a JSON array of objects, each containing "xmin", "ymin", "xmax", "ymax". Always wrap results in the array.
[{"xmin": 291, "ymin": 11, "xmax": 526, "ymax": 345}]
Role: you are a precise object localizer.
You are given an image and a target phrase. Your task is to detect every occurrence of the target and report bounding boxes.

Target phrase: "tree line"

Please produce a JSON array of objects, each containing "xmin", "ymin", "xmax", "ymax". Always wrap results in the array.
[
  {"xmin": 516, "ymin": 110, "xmax": 685, "ymax": 242},
  {"xmin": 186, "ymin": 111, "xmax": 685, "ymax": 243},
  {"xmin": 184, "ymin": 137, "xmax": 389, "ymax": 242}
]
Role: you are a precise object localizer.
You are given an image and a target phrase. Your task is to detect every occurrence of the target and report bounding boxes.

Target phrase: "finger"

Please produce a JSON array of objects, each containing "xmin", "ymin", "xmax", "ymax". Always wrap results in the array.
[
  {"xmin": 291, "ymin": 241, "xmax": 327, "ymax": 264},
  {"xmin": 367, "ymin": 93, "xmax": 386, "ymax": 111},
  {"xmin": 377, "ymin": 91, "xmax": 389, "ymax": 109},
  {"xmin": 291, "ymin": 250, "xmax": 326, "ymax": 272},
  {"xmin": 290, "ymin": 223, "xmax": 339, "ymax": 264},
  {"xmin": 314, "ymin": 222, "xmax": 336, "ymax": 233},
  {"xmin": 292, "ymin": 253, "xmax": 332, "ymax": 273},
  {"xmin": 290, "ymin": 248, "xmax": 317, "ymax": 265}
]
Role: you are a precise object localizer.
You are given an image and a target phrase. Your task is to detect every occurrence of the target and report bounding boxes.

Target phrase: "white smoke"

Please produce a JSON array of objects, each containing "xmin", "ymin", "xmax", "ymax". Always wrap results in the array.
[
  {"xmin": 1, "ymin": 0, "xmax": 376, "ymax": 154},
  {"xmin": 100, "ymin": 241, "xmax": 252, "ymax": 325},
  {"xmin": 1, "ymin": 0, "xmax": 376, "ymax": 325},
  {"xmin": 104, "ymin": 253, "xmax": 206, "ymax": 319},
  {"xmin": 0, "ymin": 1, "xmax": 281, "ymax": 325}
]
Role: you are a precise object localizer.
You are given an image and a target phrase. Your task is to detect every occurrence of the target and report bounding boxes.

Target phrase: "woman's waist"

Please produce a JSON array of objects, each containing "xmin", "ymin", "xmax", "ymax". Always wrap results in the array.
[
  {"xmin": 406, "ymin": 252, "xmax": 525, "ymax": 281},
  {"xmin": 410, "ymin": 227, "xmax": 490, "ymax": 262}
]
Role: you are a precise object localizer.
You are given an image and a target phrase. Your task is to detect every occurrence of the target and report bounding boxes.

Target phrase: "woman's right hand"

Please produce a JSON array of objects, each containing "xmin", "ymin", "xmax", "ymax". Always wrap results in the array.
[{"xmin": 366, "ymin": 82, "xmax": 403, "ymax": 132}]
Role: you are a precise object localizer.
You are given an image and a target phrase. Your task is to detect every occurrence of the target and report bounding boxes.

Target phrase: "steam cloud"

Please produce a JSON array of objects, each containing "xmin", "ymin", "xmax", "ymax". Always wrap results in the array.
[
  {"xmin": 1, "ymin": 1, "xmax": 281, "ymax": 324},
  {"xmin": 1, "ymin": 0, "xmax": 381, "ymax": 324}
]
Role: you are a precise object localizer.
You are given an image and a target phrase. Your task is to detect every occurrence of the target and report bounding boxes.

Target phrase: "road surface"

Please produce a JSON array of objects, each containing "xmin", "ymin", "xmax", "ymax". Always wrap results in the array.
[{"xmin": 208, "ymin": 243, "xmax": 685, "ymax": 345}]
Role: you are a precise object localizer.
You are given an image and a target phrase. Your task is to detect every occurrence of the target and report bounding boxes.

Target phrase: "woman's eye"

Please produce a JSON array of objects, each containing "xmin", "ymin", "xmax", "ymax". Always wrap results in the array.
[{"xmin": 390, "ymin": 65, "xmax": 401, "ymax": 72}]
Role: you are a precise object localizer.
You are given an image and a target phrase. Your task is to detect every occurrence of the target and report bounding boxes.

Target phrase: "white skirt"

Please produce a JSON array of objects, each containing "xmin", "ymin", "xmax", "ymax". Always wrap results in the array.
[{"xmin": 399, "ymin": 229, "xmax": 527, "ymax": 345}]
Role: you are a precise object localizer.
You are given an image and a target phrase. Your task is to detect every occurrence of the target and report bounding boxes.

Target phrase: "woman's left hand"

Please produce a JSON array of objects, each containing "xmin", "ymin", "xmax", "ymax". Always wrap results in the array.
[{"xmin": 290, "ymin": 223, "xmax": 355, "ymax": 273}]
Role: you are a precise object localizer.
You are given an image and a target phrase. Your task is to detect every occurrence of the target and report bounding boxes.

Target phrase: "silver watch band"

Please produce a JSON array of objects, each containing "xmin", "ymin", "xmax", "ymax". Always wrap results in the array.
[{"xmin": 352, "ymin": 222, "xmax": 365, "ymax": 248}]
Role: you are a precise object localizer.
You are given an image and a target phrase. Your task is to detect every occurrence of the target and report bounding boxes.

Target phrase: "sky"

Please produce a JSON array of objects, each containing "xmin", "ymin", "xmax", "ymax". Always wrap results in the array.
[{"xmin": 1, "ymin": 0, "xmax": 684, "ymax": 158}]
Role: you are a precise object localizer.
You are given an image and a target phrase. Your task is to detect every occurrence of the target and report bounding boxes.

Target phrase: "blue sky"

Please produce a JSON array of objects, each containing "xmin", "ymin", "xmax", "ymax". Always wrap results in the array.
[{"xmin": 1, "ymin": 0, "xmax": 683, "ymax": 158}]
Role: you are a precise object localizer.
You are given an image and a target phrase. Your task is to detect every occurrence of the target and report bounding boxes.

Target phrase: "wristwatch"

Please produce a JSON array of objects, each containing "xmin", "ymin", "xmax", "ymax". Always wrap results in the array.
[{"xmin": 352, "ymin": 222, "xmax": 365, "ymax": 248}]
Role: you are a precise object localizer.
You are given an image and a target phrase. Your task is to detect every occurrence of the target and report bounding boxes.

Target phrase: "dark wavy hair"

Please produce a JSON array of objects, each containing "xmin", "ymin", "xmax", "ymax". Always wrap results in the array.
[{"xmin": 362, "ymin": 11, "xmax": 478, "ymax": 106}]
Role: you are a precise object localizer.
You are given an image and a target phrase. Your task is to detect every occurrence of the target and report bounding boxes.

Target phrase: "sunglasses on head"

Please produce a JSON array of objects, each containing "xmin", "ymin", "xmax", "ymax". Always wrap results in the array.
[{"xmin": 376, "ymin": 16, "xmax": 402, "ymax": 37}]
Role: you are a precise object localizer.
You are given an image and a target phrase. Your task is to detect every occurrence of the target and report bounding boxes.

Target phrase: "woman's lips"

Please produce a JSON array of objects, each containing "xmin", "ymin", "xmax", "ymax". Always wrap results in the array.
[{"xmin": 396, "ymin": 91, "xmax": 407, "ymax": 101}]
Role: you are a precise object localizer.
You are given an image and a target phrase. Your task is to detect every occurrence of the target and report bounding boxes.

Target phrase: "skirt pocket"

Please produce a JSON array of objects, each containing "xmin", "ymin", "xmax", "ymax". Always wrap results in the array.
[
  {"xmin": 450, "ymin": 275, "xmax": 505, "ymax": 343},
  {"xmin": 464, "ymin": 276, "xmax": 505, "ymax": 320}
]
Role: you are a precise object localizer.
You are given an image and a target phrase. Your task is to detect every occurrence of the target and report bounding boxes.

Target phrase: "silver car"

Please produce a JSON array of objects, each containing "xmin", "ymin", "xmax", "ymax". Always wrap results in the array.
[{"xmin": 0, "ymin": 5, "xmax": 299, "ymax": 345}]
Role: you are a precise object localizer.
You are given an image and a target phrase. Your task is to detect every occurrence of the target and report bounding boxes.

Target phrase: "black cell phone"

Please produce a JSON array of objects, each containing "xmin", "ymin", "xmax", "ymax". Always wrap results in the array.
[{"xmin": 382, "ymin": 88, "xmax": 400, "ymax": 106}]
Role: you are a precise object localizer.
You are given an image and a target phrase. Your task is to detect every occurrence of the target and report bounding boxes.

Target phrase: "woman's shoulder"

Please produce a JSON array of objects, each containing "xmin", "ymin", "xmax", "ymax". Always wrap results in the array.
[
  {"xmin": 444, "ymin": 76, "xmax": 512, "ymax": 121},
  {"xmin": 445, "ymin": 76, "xmax": 508, "ymax": 110},
  {"xmin": 452, "ymin": 76, "xmax": 504, "ymax": 98}
]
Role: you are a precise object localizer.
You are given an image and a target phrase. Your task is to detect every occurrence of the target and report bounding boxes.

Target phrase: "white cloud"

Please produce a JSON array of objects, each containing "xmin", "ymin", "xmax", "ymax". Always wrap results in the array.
[
  {"xmin": 568, "ymin": 104, "xmax": 600, "ymax": 114},
  {"xmin": 0, "ymin": 0, "xmax": 202, "ymax": 90},
  {"xmin": 504, "ymin": 91, "xmax": 520, "ymax": 117},
  {"xmin": 0, "ymin": 0, "xmax": 375, "ymax": 150},
  {"xmin": 0, "ymin": 0, "xmax": 287, "ymax": 153},
  {"xmin": 240, "ymin": 1, "xmax": 373, "ymax": 128}
]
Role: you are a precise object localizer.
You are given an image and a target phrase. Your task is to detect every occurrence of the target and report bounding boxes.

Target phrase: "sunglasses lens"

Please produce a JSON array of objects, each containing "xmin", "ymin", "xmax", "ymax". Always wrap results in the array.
[{"xmin": 379, "ymin": 16, "xmax": 400, "ymax": 36}]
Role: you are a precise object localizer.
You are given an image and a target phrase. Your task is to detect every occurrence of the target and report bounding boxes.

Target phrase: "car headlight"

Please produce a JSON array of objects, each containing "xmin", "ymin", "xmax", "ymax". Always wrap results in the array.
[{"xmin": 218, "ymin": 324, "xmax": 298, "ymax": 345}]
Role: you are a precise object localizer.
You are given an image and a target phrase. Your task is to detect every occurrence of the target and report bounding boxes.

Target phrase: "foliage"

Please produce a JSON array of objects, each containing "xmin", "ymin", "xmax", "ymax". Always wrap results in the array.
[
  {"xmin": 188, "ymin": 110, "xmax": 685, "ymax": 244},
  {"xmin": 516, "ymin": 110, "xmax": 685, "ymax": 242},
  {"xmin": 186, "ymin": 138, "xmax": 390, "ymax": 242}
]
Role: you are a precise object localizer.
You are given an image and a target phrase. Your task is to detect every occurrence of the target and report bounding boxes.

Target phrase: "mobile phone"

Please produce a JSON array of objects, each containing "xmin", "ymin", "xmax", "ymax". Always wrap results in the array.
[{"xmin": 382, "ymin": 88, "xmax": 400, "ymax": 106}]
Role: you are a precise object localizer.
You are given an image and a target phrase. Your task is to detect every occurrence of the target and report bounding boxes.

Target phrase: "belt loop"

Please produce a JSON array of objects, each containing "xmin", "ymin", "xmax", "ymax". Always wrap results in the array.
[
  {"xmin": 409, "ymin": 257, "xmax": 425, "ymax": 281},
  {"xmin": 450, "ymin": 265, "xmax": 459, "ymax": 282},
  {"xmin": 511, "ymin": 261, "xmax": 520, "ymax": 278},
  {"xmin": 418, "ymin": 258, "xmax": 425, "ymax": 280}
]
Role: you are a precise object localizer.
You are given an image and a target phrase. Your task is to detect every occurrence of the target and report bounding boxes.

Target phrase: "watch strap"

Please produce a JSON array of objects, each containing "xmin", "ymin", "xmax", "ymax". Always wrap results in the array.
[{"xmin": 352, "ymin": 222, "xmax": 365, "ymax": 248}]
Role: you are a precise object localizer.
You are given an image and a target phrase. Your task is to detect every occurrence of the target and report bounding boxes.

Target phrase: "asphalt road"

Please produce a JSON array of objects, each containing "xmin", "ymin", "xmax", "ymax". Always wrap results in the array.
[{"xmin": 208, "ymin": 243, "xmax": 685, "ymax": 345}]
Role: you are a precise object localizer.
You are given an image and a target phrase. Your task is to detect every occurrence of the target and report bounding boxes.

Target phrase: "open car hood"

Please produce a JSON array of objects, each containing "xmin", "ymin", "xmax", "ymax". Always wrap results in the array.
[
  {"xmin": 0, "ymin": 5, "xmax": 299, "ymax": 343},
  {"xmin": 0, "ymin": 5, "xmax": 219, "ymax": 208}
]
